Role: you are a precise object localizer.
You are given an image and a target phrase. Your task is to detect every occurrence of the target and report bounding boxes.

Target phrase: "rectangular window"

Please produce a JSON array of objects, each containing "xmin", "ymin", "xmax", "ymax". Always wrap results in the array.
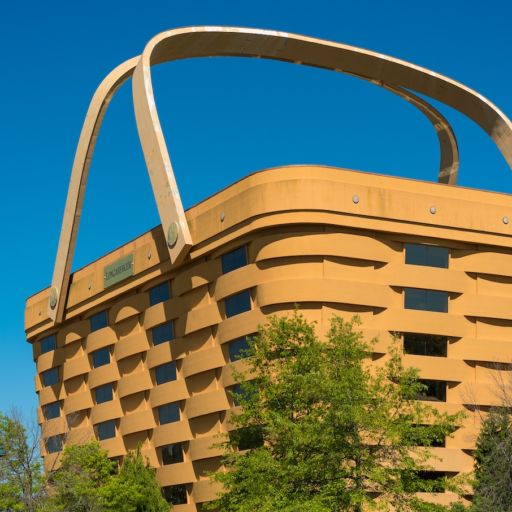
[
  {"xmin": 149, "ymin": 281, "xmax": 170, "ymax": 306},
  {"xmin": 228, "ymin": 336, "xmax": 252, "ymax": 362},
  {"xmin": 43, "ymin": 401, "xmax": 60, "ymax": 420},
  {"xmin": 42, "ymin": 367, "xmax": 59, "ymax": 387},
  {"xmin": 418, "ymin": 380, "xmax": 447, "ymax": 402},
  {"xmin": 225, "ymin": 290, "xmax": 251, "ymax": 318},
  {"xmin": 90, "ymin": 310, "xmax": 108, "ymax": 332},
  {"xmin": 405, "ymin": 243, "xmax": 449, "ymax": 268},
  {"xmin": 158, "ymin": 402, "xmax": 180, "ymax": 425},
  {"xmin": 97, "ymin": 420, "xmax": 116, "ymax": 440},
  {"xmin": 404, "ymin": 288, "xmax": 448, "ymax": 313},
  {"xmin": 40, "ymin": 335, "xmax": 56, "ymax": 354},
  {"xmin": 161, "ymin": 443, "xmax": 184, "ymax": 465},
  {"xmin": 221, "ymin": 246, "xmax": 247, "ymax": 274},
  {"xmin": 95, "ymin": 383, "xmax": 113, "ymax": 404},
  {"xmin": 92, "ymin": 347, "xmax": 110, "ymax": 368},
  {"xmin": 45, "ymin": 434, "xmax": 63, "ymax": 454},
  {"xmin": 155, "ymin": 361, "xmax": 177, "ymax": 385},
  {"xmin": 162, "ymin": 485, "xmax": 187, "ymax": 505},
  {"xmin": 403, "ymin": 333, "xmax": 447, "ymax": 357},
  {"xmin": 151, "ymin": 321, "xmax": 175, "ymax": 346}
]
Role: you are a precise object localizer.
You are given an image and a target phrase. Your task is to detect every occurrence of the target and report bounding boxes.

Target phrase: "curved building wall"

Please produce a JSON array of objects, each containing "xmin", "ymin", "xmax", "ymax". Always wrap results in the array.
[{"xmin": 25, "ymin": 165, "xmax": 512, "ymax": 510}]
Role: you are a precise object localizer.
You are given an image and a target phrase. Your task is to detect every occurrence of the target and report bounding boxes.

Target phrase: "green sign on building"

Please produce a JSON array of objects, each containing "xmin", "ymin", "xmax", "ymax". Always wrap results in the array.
[{"xmin": 104, "ymin": 254, "xmax": 134, "ymax": 288}]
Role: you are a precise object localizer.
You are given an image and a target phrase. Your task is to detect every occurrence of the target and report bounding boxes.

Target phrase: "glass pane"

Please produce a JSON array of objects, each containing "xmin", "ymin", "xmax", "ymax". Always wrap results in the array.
[
  {"xmin": 40, "ymin": 335, "xmax": 56, "ymax": 354},
  {"xmin": 225, "ymin": 290, "xmax": 251, "ymax": 318},
  {"xmin": 42, "ymin": 368, "xmax": 59, "ymax": 387},
  {"xmin": 159, "ymin": 402, "xmax": 180, "ymax": 424},
  {"xmin": 97, "ymin": 420, "xmax": 116, "ymax": 440},
  {"xmin": 403, "ymin": 333, "xmax": 447, "ymax": 357},
  {"xmin": 155, "ymin": 362, "xmax": 177, "ymax": 385},
  {"xmin": 92, "ymin": 347, "xmax": 110, "ymax": 368},
  {"xmin": 405, "ymin": 243, "xmax": 448, "ymax": 268},
  {"xmin": 221, "ymin": 246, "xmax": 247, "ymax": 274},
  {"xmin": 45, "ymin": 435, "xmax": 63, "ymax": 453},
  {"xmin": 149, "ymin": 282, "xmax": 170, "ymax": 306},
  {"xmin": 44, "ymin": 401, "xmax": 60, "ymax": 420},
  {"xmin": 95, "ymin": 383, "xmax": 113, "ymax": 404},
  {"xmin": 162, "ymin": 443, "xmax": 183, "ymax": 465},
  {"xmin": 163, "ymin": 485, "xmax": 187, "ymax": 505},
  {"xmin": 228, "ymin": 336, "xmax": 251, "ymax": 362},
  {"xmin": 404, "ymin": 288, "xmax": 448, "ymax": 313},
  {"xmin": 90, "ymin": 310, "xmax": 108, "ymax": 332},
  {"xmin": 151, "ymin": 322, "xmax": 175, "ymax": 346},
  {"xmin": 418, "ymin": 380, "xmax": 447, "ymax": 402}
]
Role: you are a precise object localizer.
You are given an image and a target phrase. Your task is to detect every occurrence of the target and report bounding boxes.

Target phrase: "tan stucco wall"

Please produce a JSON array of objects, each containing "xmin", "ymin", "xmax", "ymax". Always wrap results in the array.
[{"xmin": 26, "ymin": 165, "xmax": 512, "ymax": 510}]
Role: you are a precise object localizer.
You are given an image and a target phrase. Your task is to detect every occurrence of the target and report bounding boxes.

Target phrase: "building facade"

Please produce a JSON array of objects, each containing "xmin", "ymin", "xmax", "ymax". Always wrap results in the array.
[{"xmin": 25, "ymin": 27, "xmax": 512, "ymax": 510}]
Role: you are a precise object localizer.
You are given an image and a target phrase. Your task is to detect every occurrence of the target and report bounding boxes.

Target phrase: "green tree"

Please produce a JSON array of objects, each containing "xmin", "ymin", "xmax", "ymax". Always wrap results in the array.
[
  {"xmin": 207, "ymin": 313, "xmax": 465, "ymax": 511},
  {"xmin": 100, "ymin": 447, "xmax": 169, "ymax": 512},
  {"xmin": 48, "ymin": 441, "xmax": 116, "ymax": 512},
  {"xmin": 472, "ymin": 406, "xmax": 512, "ymax": 511},
  {"xmin": 0, "ymin": 410, "xmax": 45, "ymax": 512}
]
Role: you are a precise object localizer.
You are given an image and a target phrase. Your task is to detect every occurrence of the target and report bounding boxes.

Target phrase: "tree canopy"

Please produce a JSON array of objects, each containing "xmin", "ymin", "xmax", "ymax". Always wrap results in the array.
[{"xmin": 207, "ymin": 313, "xmax": 465, "ymax": 511}]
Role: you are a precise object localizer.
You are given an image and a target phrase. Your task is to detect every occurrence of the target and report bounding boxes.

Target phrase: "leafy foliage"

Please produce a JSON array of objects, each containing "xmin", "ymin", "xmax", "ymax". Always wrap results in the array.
[
  {"xmin": 207, "ymin": 313, "xmax": 465, "ymax": 511},
  {"xmin": 472, "ymin": 406, "xmax": 512, "ymax": 511},
  {"xmin": 0, "ymin": 411, "xmax": 45, "ymax": 512}
]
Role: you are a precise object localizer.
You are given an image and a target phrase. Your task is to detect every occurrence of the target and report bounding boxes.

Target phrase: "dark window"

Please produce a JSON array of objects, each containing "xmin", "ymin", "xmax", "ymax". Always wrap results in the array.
[
  {"xmin": 151, "ymin": 321, "xmax": 175, "ymax": 346},
  {"xmin": 228, "ymin": 336, "xmax": 251, "ymax": 362},
  {"xmin": 43, "ymin": 401, "xmax": 60, "ymax": 420},
  {"xmin": 404, "ymin": 288, "xmax": 448, "ymax": 313},
  {"xmin": 230, "ymin": 383, "xmax": 257, "ymax": 407},
  {"xmin": 45, "ymin": 434, "xmax": 63, "ymax": 454},
  {"xmin": 418, "ymin": 380, "xmax": 447, "ymax": 402},
  {"xmin": 406, "ymin": 425, "xmax": 446, "ymax": 447},
  {"xmin": 92, "ymin": 347, "xmax": 110, "ymax": 368},
  {"xmin": 405, "ymin": 244, "xmax": 449, "ymax": 269},
  {"xmin": 158, "ymin": 402, "xmax": 181, "ymax": 425},
  {"xmin": 42, "ymin": 368, "xmax": 59, "ymax": 387},
  {"xmin": 90, "ymin": 310, "xmax": 108, "ymax": 332},
  {"xmin": 232, "ymin": 426, "xmax": 264, "ymax": 451},
  {"xmin": 40, "ymin": 335, "xmax": 56, "ymax": 354},
  {"xmin": 97, "ymin": 420, "xmax": 116, "ymax": 440},
  {"xmin": 403, "ymin": 333, "xmax": 447, "ymax": 357},
  {"xmin": 95, "ymin": 383, "xmax": 113, "ymax": 404},
  {"xmin": 149, "ymin": 282, "xmax": 170, "ymax": 306},
  {"xmin": 161, "ymin": 443, "xmax": 184, "ymax": 465},
  {"xmin": 155, "ymin": 361, "xmax": 177, "ymax": 385},
  {"xmin": 163, "ymin": 485, "xmax": 187, "ymax": 505},
  {"xmin": 402, "ymin": 471, "xmax": 447, "ymax": 493},
  {"xmin": 221, "ymin": 246, "xmax": 247, "ymax": 274},
  {"xmin": 225, "ymin": 290, "xmax": 251, "ymax": 318}
]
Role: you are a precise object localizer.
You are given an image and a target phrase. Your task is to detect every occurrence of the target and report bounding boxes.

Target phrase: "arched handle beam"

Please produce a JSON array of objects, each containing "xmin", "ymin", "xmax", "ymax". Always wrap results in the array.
[{"xmin": 49, "ymin": 26, "xmax": 510, "ymax": 323}]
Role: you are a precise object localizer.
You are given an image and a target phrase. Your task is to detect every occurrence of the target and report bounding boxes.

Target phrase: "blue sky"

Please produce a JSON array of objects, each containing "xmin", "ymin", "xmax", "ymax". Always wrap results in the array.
[{"xmin": 1, "ymin": 0, "xmax": 511, "ymax": 414}]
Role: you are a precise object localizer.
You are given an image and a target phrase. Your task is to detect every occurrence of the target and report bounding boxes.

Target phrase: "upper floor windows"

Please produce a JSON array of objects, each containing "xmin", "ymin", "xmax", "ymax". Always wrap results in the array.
[
  {"xmin": 155, "ymin": 361, "xmax": 177, "ymax": 385},
  {"xmin": 43, "ymin": 401, "xmax": 61, "ymax": 420},
  {"xmin": 404, "ymin": 288, "xmax": 448, "ymax": 313},
  {"xmin": 162, "ymin": 485, "xmax": 187, "ymax": 505},
  {"xmin": 161, "ymin": 443, "xmax": 183, "ymax": 465},
  {"xmin": 40, "ymin": 335, "xmax": 56, "ymax": 354},
  {"xmin": 45, "ymin": 434, "xmax": 63, "ymax": 454},
  {"xmin": 149, "ymin": 282, "xmax": 170, "ymax": 306},
  {"xmin": 403, "ymin": 333, "xmax": 447, "ymax": 357},
  {"xmin": 96, "ymin": 420, "xmax": 116, "ymax": 440},
  {"xmin": 92, "ymin": 347, "xmax": 110, "ymax": 368},
  {"xmin": 151, "ymin": 321, "xmax": 175, "ymax": 346},
  {"xmin": 228, "ymin": 336, "xmax": 252, "ymax": 362},
  {"xmin": 158, "ymin": 402, "xmax": 180, "ymax": 425},
  {"xmin": 418, "ymin": 380, "xmax": 447, "ymax": 402},
  {"xmin": 225, "ymin": 290, "xmax": 251, "ymax": 318},
  {"xmin": 90, "ymin": 310, "xmax": 108, "ymax": 332},
  {"xmin": 405, "ymin": 243, "xmax": 448, "ymax": 269},
  {"xmin": 221, "ymin": 246, "xmax": 247, "ymax": 274},
  {"xmin": 42, "ymin": 367, "xmax": 59, "ymax": 387},
  {"xmin": 95, "ymin": 383, "xmax": 113, "ymax": 404}
]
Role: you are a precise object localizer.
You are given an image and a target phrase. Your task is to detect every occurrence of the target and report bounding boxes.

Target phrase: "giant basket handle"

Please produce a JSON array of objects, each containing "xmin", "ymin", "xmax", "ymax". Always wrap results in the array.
[{"xmin": 48, "ymin": 26, "xmax": 512, "ymax": 324}]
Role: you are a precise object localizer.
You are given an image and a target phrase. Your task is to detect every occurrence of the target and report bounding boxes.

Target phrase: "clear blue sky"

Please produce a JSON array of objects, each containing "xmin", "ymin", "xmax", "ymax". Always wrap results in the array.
[{"xmin": 1, "ymin": 0, "xmax": 511, "ymax": 415}]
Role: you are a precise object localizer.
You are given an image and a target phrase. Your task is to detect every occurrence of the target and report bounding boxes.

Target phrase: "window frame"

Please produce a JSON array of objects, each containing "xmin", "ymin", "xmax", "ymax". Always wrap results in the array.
[
  {"xmin": 95, "ymin": 383, "xmax": 114, "ymax": 404},
  {"xmin": 155, "ymin": 361, "xmax": 177, "ymax": 385},
  {"xmin": 40, "ymin": 334, "xmax": 57, "ymax": 355},
  {"xmin": 96, "ymin": 419, "xmax": 116, "ymax": 441},
  {"xmin": 161, "ymin": 443, "xmax": 184, "ymax": 465},
  {"xmin": 151, "ymin": 321, "xmax": 175, "ymax": 346},
  {"xmin": 221, "ymin": 246, "xmax": 248, "ymax": 274},
  {"xmin": 158, "ymin": 402, "xmax": 181, "ymax": 425},
  {"xmin": 404, "ymin": 288, "xmax": 449, "ymax": 313},
  {"xmin": 43, "ymin": 401, "xmax": 61, "ymax": 420},
  {"xmin": 405, "ymin": 243, "xmax": 449, "ymax": 269},
  {"xmin": 224, "ymin": 289, "xmax": 252, "ymax": 318},
  {"xmin": 92, "ymin": 347, "xmax": 111, "ymax": 368},
  {"xmin": 89, "ymin": 310, "xmax": 109, "ymax": 333},
  {"xmin": 148, "ymin": 281, "xmax": 171, "ymax": 307},
  {"xmin": 41, "ymin": 367, "xmax": 59, "ymax": 387}
]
